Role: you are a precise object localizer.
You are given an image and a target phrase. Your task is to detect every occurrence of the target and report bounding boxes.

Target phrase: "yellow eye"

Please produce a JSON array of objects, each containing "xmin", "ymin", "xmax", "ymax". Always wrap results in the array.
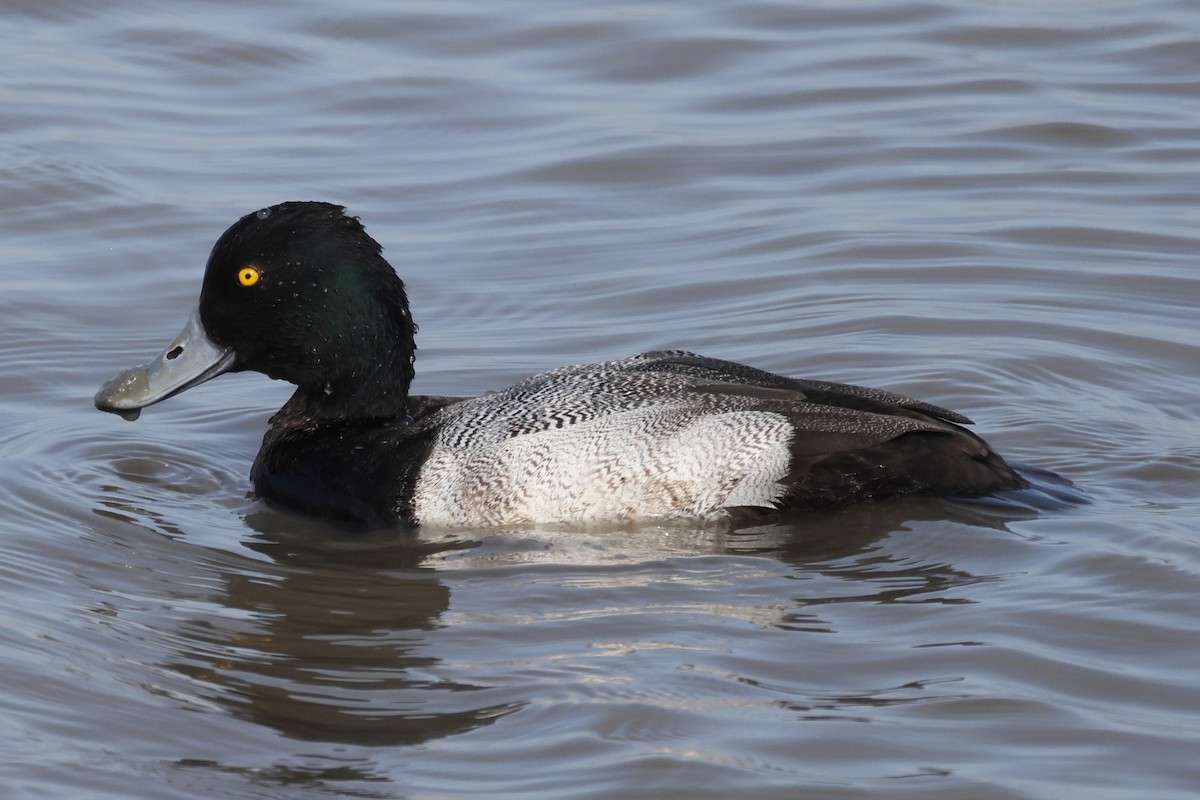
[{"xmin": 238, "ymin": 267, "xmax": 260, "ymax": 287}]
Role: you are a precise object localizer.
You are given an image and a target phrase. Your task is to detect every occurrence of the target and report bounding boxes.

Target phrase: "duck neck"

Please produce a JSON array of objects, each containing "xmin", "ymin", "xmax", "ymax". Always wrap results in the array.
[
  {"xmin": 284, "ymin": 376, "xmax": 412, "ymax": 426},
  {"xmin": 276, "ymin": 337, "xmax": 416, "ymax": 427}
]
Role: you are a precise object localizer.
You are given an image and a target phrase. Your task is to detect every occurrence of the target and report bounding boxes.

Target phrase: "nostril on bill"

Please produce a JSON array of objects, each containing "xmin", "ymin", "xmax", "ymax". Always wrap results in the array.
[{"xmin": 166, "ymin": 346, "xmax": 184, "ymax": 360}]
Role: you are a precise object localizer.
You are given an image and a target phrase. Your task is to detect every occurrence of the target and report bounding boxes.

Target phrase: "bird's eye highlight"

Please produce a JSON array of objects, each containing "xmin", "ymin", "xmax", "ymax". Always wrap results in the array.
[{"xmin": 238, "ymin": 267, "xmax": 260, "ymax": 287}]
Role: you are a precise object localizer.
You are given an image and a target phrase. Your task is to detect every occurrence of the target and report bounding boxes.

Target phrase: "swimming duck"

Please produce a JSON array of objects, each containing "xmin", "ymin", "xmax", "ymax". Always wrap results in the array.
[{"xmin": 95, "ymin": 201, "xmax": 1028, "ymax": 527}]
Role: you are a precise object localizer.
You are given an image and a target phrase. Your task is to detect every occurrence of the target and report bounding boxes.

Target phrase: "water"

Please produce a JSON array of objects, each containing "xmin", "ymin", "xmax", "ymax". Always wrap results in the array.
[{"xmin": 2, "ymin": 1, "xmax": 1199, "ymax": 797}]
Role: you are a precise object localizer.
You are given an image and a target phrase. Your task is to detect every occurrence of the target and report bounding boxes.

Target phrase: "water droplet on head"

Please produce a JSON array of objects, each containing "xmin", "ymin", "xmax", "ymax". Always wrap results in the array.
[{"xmin": 256, "ymin": 207, "xmax": 272, "ymax": 220}]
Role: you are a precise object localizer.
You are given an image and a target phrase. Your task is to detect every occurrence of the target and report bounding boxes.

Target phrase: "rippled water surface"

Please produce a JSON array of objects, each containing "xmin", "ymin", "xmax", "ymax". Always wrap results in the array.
[{"xmin": 3, "ymin": 1, "xmax": 1199, "ymax": 798}]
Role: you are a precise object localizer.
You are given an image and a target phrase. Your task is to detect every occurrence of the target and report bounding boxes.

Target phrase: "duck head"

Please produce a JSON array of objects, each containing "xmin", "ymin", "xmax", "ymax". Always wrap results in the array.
[{"xmin": 95, "ymin": 202, "xmax": 417, "ymax": 422}]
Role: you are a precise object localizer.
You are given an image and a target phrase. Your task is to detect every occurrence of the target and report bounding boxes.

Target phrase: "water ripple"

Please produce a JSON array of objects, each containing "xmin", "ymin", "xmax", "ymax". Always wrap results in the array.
[{"xmin": 3, "ymin": 1, "xmax": 1200, "ymax": 798}]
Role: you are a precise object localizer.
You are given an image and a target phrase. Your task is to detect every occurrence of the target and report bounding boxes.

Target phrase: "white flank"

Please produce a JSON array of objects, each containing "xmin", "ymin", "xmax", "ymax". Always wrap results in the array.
[{"xmin": 413, "ymin": 405, "xmax": 793, "ymax": 526}]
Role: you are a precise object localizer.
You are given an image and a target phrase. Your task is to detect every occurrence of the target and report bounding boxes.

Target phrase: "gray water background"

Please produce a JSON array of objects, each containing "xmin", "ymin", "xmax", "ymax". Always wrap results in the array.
[{"xmin": 2, "ymin": 1, "xmax": 1199, "ymax": 798}]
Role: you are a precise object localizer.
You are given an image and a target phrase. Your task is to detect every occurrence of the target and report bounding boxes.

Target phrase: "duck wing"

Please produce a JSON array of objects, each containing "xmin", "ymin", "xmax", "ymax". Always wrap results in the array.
[
  {"xmin": 620, "ymin": 350, "xmax": 972, "ymax": 424},
  {"xmin": 616, "ymin": 352, "xmax": 1026, "ymax": 513}
]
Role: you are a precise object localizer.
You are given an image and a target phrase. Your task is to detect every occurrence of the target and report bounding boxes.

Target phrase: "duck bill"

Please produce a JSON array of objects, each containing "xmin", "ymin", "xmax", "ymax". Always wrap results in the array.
[{"xmin": 94, "ymin": 307, "xmax": 236, "ymax": 421}]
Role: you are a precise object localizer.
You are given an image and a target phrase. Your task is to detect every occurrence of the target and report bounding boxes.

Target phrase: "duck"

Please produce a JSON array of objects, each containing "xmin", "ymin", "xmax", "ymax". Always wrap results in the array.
[{"xmin": 95, "ymin": 201, "xmax": 1028, "ymax": 528}]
